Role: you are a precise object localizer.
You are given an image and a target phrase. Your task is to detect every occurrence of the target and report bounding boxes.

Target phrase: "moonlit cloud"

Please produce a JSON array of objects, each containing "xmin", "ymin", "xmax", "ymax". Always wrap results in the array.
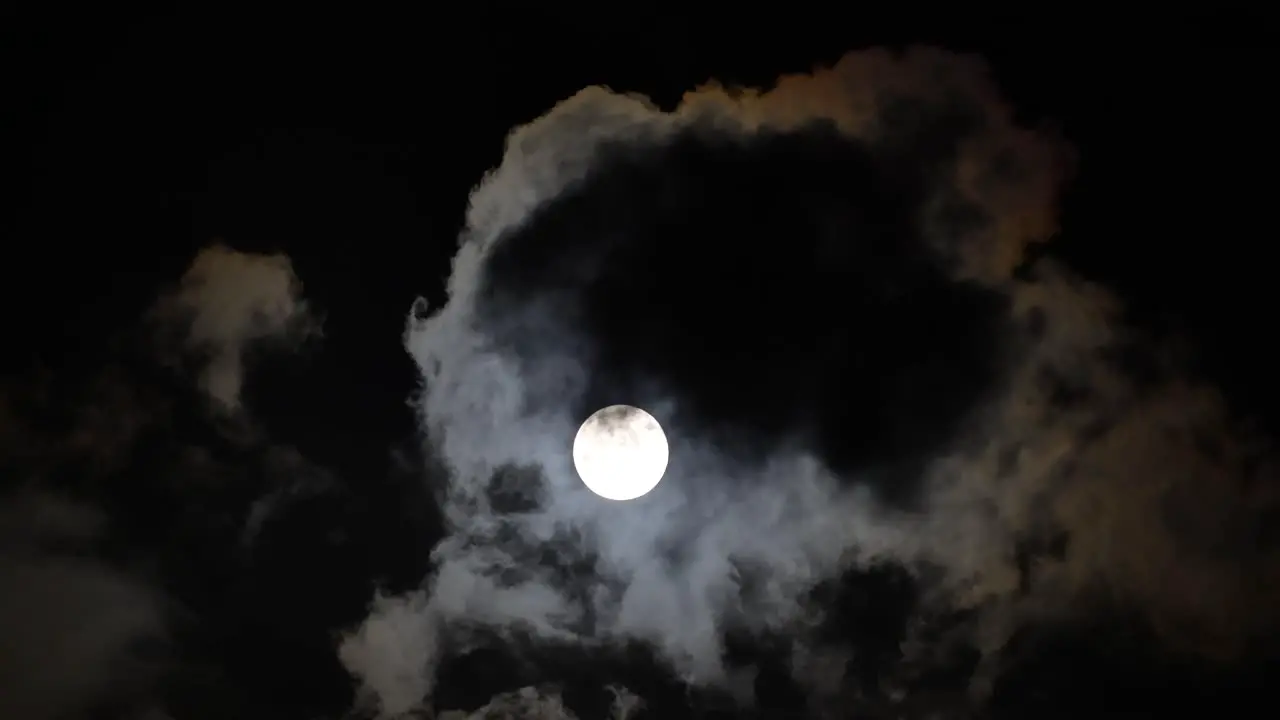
[
  {"xmin": 340, "ymin": 46, "xmax": 1280, "ymax": 717},
  {"xmin": 0, "ymin": 244, "xmax": 335, "ymax": 720}
]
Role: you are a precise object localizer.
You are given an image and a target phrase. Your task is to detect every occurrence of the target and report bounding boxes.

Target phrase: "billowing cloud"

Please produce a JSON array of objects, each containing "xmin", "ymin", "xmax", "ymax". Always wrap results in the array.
[
  {"xmin": 340, "ymin": 45, "xmax": 1280, "ymax": 717},
  {"xmin": 150, "ymin": 243, "xmax": 319, "ymax": 412},
  {"xmin": 339, "ymin": 590, "xmax": 442, "ymax": 718}
]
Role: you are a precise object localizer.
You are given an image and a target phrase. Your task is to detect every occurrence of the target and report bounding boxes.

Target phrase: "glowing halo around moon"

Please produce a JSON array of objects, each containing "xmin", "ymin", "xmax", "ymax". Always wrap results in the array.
[{"xmin": 571, "ymin": 404, "xmax": 670, "ymax": 501}]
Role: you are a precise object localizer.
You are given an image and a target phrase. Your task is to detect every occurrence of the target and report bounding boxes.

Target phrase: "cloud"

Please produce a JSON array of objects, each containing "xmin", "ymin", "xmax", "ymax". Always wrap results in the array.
[
  {"xmin": 340, "ymin": 46, "xmax": 1279, "ymax": 716},
  {"xmin": 0, "ymin": 243, "xmax": 328, "ymax": 499},
  {"xmin": 438, "ymin": 686, "xmax": 578, "ymax": 720},
  {"xmin": 339, "ymin": 590, "xmax": 442, "ymax": 718},
  {"xmin": 150, "ymin": 243, "xmax": 319, "ymax": 412},
  {"xmin": 0, "ymin": 243, "xmax": 339, "ymax": 720},
  {"xmin": 0, "ymin": 492, "xmax": 166, "ymax": 720}
]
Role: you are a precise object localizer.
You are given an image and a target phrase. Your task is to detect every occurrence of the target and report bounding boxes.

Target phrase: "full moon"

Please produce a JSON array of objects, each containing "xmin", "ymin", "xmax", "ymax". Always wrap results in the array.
[{"xmin": 572, "ymin": 404, "xmax": 669, "ymax": 501}]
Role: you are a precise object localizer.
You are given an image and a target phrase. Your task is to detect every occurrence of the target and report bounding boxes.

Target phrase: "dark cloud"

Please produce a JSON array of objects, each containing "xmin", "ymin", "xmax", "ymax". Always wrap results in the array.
[
  {"xmin": 0, "ymin": 493, "xmax": 166, "ymax": 720},
  {"xmin": 0, "ymin": 245, "xmax": 341, "ymax": 720}
]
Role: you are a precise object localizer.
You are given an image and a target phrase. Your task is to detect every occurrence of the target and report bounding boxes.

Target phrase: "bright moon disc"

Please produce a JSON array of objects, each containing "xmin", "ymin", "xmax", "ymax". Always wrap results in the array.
[{"xmin": 572, "ymin": 405, "xmax": 669, "ymax": 501}]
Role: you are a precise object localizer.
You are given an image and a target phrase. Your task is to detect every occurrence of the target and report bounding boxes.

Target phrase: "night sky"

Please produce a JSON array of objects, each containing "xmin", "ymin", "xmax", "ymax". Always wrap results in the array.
[{"xmin": 4, "ymin": 10, "xmax": 1278, "ymax": 720}]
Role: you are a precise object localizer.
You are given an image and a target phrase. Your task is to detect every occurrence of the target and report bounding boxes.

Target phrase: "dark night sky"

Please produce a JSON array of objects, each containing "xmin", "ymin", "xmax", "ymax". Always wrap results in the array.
[
  {"xmin": 3, "ymin": 9, "xmax": 1278, "ymax": 720},
  {"xmin": 7, "ymin": 13, "xmax": 1277, "ymax": 410}
]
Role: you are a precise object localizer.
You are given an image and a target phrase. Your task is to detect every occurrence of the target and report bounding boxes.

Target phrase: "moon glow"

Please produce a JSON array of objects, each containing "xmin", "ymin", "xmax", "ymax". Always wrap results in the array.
[{"xmin": 572, "ymin": 404, "xmax": 670, "ymax": 501}]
